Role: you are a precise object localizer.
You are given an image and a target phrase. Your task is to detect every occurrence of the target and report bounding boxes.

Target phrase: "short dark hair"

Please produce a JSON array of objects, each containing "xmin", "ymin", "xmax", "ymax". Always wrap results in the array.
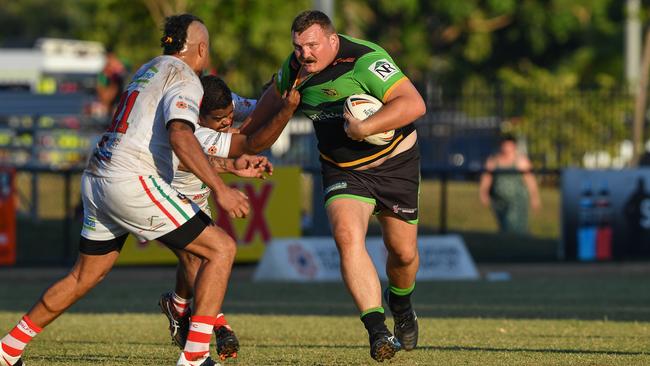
[
  {"xmin": 160, "ymin": 13, "xmax": 204, "ymax": 55},
  {"xmin": 200, "ymin": 75, "xmax": 232, "ymax": 115},
  {"xmin": 500, "ymin": 133, "xmax": 517, "ymax": 144},
  {"xmin": 291, "ymin": 10, "xmax": 335, "ymax": 34}
]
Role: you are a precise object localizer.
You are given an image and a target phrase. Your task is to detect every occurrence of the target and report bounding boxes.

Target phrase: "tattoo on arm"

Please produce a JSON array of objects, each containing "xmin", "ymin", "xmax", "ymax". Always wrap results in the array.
[{"xmin": 207, "ymin": 155, "xmax": 232, "ymax": 171}]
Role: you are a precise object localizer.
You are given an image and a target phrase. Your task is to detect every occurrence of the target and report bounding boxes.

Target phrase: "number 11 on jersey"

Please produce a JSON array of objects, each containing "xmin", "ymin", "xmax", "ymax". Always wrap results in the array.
[{"xmin": 107, "ymin": 90, "xmax": 140, "ymax": 134}]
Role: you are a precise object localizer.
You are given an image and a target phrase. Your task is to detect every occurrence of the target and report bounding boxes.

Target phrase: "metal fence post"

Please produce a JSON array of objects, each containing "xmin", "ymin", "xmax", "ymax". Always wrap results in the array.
[
  {"xmin": 310, "ymin": 170, "xmax": 330, "ymax": 235},
  {"xmin": 439, "ymin": 170, "xmax": 448, "ymax": 234},
  {"xmin": 63, "ymin": 170, "xmax": 73, "ymax": 265}
]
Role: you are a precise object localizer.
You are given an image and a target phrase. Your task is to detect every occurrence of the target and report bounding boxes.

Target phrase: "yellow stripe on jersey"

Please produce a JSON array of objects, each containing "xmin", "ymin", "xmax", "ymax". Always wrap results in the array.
[
  {"xmin": 382, "ymin": 76, "xmax": 408, "ymax": 103},
  {"xmin": 320, "ymin": 134, "xmax": 404, "ymax": 168}
]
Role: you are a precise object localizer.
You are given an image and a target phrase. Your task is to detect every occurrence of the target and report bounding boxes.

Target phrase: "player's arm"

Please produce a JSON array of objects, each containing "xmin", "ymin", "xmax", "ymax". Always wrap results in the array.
[
  {"xmin": 228, "ymin": 88, "xmax": 300, "ymax": 156},
  {"xmin": 344, "ymin": 53, "xmax": 426, "ymax": 140},
  {"xmin": 177, "ymin": 154, "xmax": 235, "ymax": 173},
  {"xmin": 238, "ymin": 85, "xmax": 284, "ymax": 135},
  {"xmin": 240, "ymin": 59, "xmax": 295, "ymax": 135},
  {"xmin": 479, "ymin": 158, "xmax": 495, "ymax": 207},
  {"xmin": 519, "ymin": 157, "xmax": 541, "ymax": 211},
  {"xmin": 178, "ymin": 153, "xmax": 272, "ymax": 179},
  {"xmin": 207, "ymin": 155, "xmax": 272, "ymax": 178},
  {"xmin": 168, "ymin": 120, "xmax": 249, "ymax": 218},
  {"xmin": 344, "ymin": 79, "xmax": 426, "ymax": 140}
]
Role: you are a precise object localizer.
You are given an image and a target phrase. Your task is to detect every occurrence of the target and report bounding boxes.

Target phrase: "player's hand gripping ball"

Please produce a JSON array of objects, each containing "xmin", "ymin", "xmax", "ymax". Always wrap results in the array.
[{"xmin": 343, "ymin": 94, "xmax": 395, "ymax": 145}]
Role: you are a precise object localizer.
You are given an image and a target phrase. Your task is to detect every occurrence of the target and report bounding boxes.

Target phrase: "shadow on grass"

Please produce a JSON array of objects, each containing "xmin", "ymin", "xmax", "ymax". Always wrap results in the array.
[
  {"xmin": 29, "ymin": 354, "xmax": 169, "ymax": 363},
  {"xmin": 237, "ymin": 343, "xmax": 648, "ymax": 356},
  {"xmin": 419, "ymin": 345, "xmax": 648, "ymax": 356},
  {"xmin": 2, "ymin": 275, "xmax": 649, "ymax": 321},
  {"xmin": 49, "ymin": 340, "xmax": 646, "ymax": 358}
]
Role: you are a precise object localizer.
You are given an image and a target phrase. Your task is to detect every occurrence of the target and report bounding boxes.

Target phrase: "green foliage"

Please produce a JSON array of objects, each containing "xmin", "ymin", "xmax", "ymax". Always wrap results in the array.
[
  {"xmin": 0, "ymin": 0, "xmax": 640, "ymax": 167},
  {"xmin": 204, "ymin": 0, "xmax": 310, "ymax": 96},
  {"xmin": 0, "ymin": 0, "xmax": 630, "ymax": 92},
  {"xmin": 0, "ymin": 0, "xmax": 308, "ymax": 97},
  {"xmin": 498, "ymin": 64, "xmax": 632, "ymax": 168}
]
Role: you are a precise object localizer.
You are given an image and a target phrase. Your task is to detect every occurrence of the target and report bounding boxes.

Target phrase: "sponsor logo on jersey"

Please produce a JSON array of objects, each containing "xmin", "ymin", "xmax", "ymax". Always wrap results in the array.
[
  {"xmin": 179, "ymin": 95, "xmax": 199, "ymax": 107},
  {"xmin": 333, "ymin": 57, "xmax": 356, "ymax": 66},
  {"xmin": 309, "ymin": 111, "xmax": 343, "ymax": 122},
  {"xmin": 324, "ymin": 181, "xmax": 347, "ymax": 195},
  {"xmin": 187, "ymin": 104, "xmax": 199, "ymax": 115},
  {"xmin": 132, "ymin": 66, "xmax": 158, "ymax": 84},
  {"xmin": 176, "ymin": 101, "xmax": 188, "ymax": 109},
  {"xmin": 145, "ymin": 215, "xmax": 167, "ymax": 231},
  {"xmin": 207, "ymin": 145, "xmax": 218, "ymax": 155},
  {"xmin": 369, "ymin": 59, "xmax": 399, "ymax": 81},
  {"xmin": 177, "ymin": 193, "xmax": 191, "ymax": 204},
  {"xmin": 83, "ymin": 216, "xmax": 97, "ymax": 231},
  {"xmin": 179, "ymin": 96, "xmax": 199, "ymax": 115},
  {"xmin": 277, "ymin": 69, "xmax": 284, "ymax": 84},
  {"xmin": 321, "ymin": 88, "xmax": 339, "ymax": 97}
]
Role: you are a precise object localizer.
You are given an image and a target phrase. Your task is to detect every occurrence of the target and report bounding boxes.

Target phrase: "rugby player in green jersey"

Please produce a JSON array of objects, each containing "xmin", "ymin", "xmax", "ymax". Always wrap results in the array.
[{"xmin": 241, "ymin": 10, "xmax": 426, "ymax": 362}]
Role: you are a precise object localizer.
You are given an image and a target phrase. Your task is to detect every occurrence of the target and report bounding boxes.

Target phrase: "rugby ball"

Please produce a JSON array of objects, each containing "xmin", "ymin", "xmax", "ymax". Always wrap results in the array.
[{"xmin": 344, "ymin": 94, "xmax": 395, "ymax": 145}]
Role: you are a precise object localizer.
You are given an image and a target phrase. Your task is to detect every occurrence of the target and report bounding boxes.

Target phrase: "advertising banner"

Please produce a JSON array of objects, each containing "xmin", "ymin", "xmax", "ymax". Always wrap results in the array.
[
  {"xmin": 253, "ymin": 235, "xmax": 480, "ymax": 282},
  {"xmin": 0, "ymin": 168, "xmax": 16, "ymax": 266},
  {"xmin": 117, "ymin": 166, "xmax": 302, "ymax": 265},
  {"xmin": 562, "ymin": 168, "xmax": 650, "ymax": 260}
]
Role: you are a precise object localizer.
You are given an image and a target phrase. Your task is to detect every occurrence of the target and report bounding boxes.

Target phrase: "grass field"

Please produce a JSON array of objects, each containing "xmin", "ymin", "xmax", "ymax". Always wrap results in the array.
[{"xmin": 0, "ymin": 264, "xmax": 649, "ymax": 365}]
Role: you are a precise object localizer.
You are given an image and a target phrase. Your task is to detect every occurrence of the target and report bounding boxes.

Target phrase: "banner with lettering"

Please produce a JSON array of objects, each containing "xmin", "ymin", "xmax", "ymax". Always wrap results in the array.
[
  {"xmin": 253, "ymin": 236, "xmax": 479, "ymax": 282},
  {"xmin": 117, "ymin": 166, "xmax": 301, "ymax": 264}
]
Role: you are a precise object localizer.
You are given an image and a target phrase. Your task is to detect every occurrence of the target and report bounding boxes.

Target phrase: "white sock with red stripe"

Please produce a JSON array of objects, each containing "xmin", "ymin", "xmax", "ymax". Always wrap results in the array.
[
  {"xmin": 172, "ymin": 292, "xmax": 191, "ymax": 317},
  {"xmin": 214, "ymin": 313, "xmax": 232, "ymax": 330},
  {"xmin": 1, "ymin": 315, "xmax": 41, "ymax": 362},
  {"xmin": 183, "ymin": 315, "xmax": 215, "ymax": 361}
]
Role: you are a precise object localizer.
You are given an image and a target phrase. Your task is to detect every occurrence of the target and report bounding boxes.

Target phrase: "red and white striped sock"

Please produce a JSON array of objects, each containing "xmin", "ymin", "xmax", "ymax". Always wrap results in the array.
[
  {"xmin": 214, "ymin": 313, "xmax": 232, "ymax": 330},
  {"xmin": 183, "ymin": 315, "xmax": 215, "ymax": 361},
  {"xmin": 1, "ymin": 315, "xmax": 41, "ymax": 360},
  {"xmin": 172, "ymin": 293, "xmax": 191, "ymax": 317}
]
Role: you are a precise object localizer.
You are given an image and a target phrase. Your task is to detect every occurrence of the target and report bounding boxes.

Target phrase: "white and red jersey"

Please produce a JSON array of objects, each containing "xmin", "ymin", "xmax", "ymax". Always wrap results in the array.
[
  {"xmin": 172, "ymin": 127, "xmax": 232, "ymax": 213},
  {"xmin": 86, "ymin": 55, "xmax": 203, "ymax": 183},
  {"xmin": 172, "ymin": 93, "xmax": 256, "ymax": 214}
]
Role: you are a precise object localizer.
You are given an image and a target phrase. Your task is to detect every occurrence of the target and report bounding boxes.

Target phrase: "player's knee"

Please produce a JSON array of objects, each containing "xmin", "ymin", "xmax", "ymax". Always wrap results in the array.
[
  {"xmin": 219, "ymin": 235, "xmax": 237, "ymax": 262},
  {"xmin": 390, "ymin": 246, "xmax": 418, "ymax": 267},
  {"xmin": 332, "ymin": 226, "xmax": 364, "ymax": 251},
  {"xmin": 201, "ymin": 229, "xmax": 237, "ymax": 263},
  {"xmin": 179, "ymin": 250, "xmax": 201, "ymax": 270},
  {"xmin": 70, "ymin": 269, "xmax": 107, "ymax": 294}
]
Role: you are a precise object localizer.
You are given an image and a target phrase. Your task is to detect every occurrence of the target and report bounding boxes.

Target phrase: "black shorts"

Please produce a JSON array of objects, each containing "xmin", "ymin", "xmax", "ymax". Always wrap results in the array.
[
  {"xmin": 321, "ymin": 144, "xmax": 420, "ymax": 223},
  {"xmin": 79, "ymin": 210, "xmax": 212, "ymax": 255}
]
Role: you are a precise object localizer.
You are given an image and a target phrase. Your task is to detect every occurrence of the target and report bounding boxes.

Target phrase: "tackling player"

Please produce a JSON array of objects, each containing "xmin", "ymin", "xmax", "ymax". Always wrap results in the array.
[
  {"xmin": 0, "ymin": 14, "xmax": 245, "ymax": 366},
  {"xmin": 158, "ymin": 75, "xmax": 300, "ymax": 360},
  {"xmin": 241, "ymin": 10, "xmax": 426, "ymax": 362}
]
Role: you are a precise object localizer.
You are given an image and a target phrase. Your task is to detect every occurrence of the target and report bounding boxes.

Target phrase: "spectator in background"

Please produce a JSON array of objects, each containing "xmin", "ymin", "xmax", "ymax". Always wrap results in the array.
[
  {"xmin": 95, "ymin": 47, "xmax": 128, "ymax": 115},
  {"xmin": 479, "ymin": 134, "xmax": 541, "ymax": 234}
]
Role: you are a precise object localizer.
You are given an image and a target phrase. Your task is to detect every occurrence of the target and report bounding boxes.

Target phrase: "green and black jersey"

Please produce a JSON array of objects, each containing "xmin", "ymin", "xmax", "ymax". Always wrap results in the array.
[{"xmin": 276, "ymin": 35, "xmax": 416, "ymax": 169}]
